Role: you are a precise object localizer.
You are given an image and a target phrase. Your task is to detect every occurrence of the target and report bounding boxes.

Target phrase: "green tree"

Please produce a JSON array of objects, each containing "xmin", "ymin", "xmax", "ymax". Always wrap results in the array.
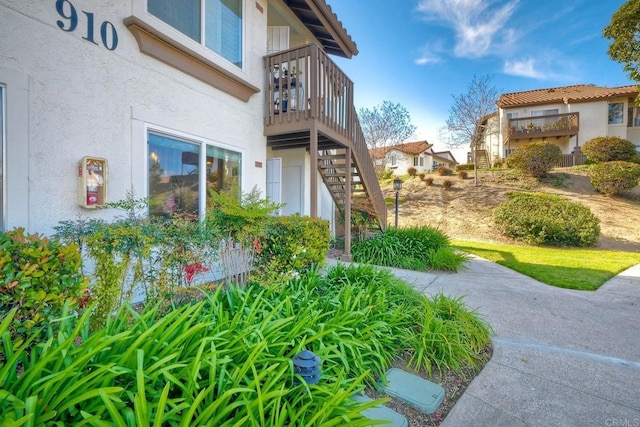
[{"xmin": 604, "ymin": 0, "xmax": 640, "ymax": 87}]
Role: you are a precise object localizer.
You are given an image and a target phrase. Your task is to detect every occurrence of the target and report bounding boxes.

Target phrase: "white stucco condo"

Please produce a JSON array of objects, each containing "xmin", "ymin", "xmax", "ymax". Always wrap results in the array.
[{"xmin": 0, "ymin": 0, "xmax": 386, "ymax": 255}]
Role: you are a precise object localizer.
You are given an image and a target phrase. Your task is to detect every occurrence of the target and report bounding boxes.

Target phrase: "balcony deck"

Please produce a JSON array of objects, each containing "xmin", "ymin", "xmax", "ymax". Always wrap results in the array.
[{"xmin": 507, "ymin": 112, "xmax": 579, "ymax": 141}]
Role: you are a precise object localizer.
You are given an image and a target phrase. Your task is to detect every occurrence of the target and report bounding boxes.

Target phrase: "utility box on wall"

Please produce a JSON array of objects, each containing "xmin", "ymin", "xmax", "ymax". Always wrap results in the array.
[{"xmin": 77, "ymin": 157, "xmax": 108, "ymax": 208}]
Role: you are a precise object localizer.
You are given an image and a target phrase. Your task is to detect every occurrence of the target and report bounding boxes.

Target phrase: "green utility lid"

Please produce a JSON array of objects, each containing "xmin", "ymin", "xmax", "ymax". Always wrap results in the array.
[
  {"xmin": 381, "ymin": 368, "xmax": 445, "ymax": 414},
  {"xmin": 351, "ymin": 394, "xmax": 408, "ymax": 427}
]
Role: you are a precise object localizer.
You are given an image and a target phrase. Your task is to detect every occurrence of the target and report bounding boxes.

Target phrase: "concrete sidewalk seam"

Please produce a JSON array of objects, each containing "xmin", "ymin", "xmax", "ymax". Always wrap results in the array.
[{"xmin": 493, "ymin": 337, "xmax": 640, "ymax": 370}]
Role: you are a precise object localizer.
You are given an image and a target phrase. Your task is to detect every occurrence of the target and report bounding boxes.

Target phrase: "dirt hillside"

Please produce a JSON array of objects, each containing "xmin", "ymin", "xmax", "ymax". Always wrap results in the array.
[{"xmin": 380, "ymin": 168, "xmax": 640, "ymax": 252}]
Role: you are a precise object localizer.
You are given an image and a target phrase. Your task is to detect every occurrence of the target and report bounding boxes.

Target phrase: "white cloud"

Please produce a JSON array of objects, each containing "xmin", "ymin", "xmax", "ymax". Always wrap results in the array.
[
  {"xmin": 503, "ymin": 54, "xmax": 578, "ymax": 82},
  {"xmin": 503, "ymin": 58, "xmax": 546, "ymax": 79},
  {"xmin": 415, "ymin": 0, "xmax": 519, "ymax": 58},
  {"xmin": 414, "ymin": 40, "xmax": 445, "ymax": 65}
]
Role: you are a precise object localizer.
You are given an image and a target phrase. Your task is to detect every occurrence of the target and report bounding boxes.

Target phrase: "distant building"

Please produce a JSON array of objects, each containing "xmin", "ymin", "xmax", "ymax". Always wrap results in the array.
[
  {"xmin": 370, "ymin": 141, "xmax": 458, "ymax": 175},
  {"xmin": 477, "ymin": 84, "xmax": 640, "ymax": 166}
]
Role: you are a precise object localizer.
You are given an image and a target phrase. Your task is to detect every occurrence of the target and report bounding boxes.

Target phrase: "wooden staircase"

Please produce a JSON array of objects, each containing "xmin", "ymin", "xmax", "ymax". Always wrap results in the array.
[
  {"xmin": 476, "ymin": 149, "xmax": 490, "ymax": 169},
  {"xmin": 317, "ymin": 150, "xmax": 363, "ymax": 213},
  {"xmin": 264, "ymin": 43, "xmax": 388, "ymax": 249}
]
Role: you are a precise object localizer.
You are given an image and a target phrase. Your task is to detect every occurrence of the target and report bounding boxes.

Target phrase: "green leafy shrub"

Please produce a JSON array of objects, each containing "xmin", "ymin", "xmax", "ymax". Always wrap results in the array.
[
  {"xmin": 494, "ymin": 192, "xmax": 600, "ymax": 247},
  {"xmin": 492, "ymin": 159, "xmax": 504, "ymax": 168},
  {"xmin": 442, "ymin": 179, "xmax": 454, "ymax": 190},
  {"xmin": 352, "ymin": 226, "xmax": 467, "ymax": 271},
  {"xmin": 506, "ymin": 142, "xmax": 562, "ymax": 177},
  {"xmin": 582, "ymin": 136, "xmax": 638, "ymax": 163},
  {"xmin": 456, "ymin": 162, "xmax": 475, "ymax": 171},
  {"xmin": 379, "ymin": 168, "xmax": 394, "ymax": 180},
  {"xmin": 254, "ymin": 214, "xmax": 330, "ymax": 286},
  {"xmin": 457, "ymin": 170, "xmax": 468, "ymax": 179},
  {"xmin": 0, "ymin": 228, "xmax": 87, "ymax": 347},
  {"xmin": 589, "ymin": 161, "xmax": 640, "ymax": 195},
  {"xmin": 0, "ymin": 265, "xmax": 490, "ymax": 425},
  {"xmin": 407, "ymin": 166, "xmax": 417, "ymax": 177},
  {"xmin": 425, "ymin": 177, "xmax": 434, "ymax": 186}
]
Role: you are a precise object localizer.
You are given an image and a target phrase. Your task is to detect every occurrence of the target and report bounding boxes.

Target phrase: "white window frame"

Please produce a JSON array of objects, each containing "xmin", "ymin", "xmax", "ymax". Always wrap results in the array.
[
  {"xmin": 133, "ymin": 0, "xmax": 246, "ymax": 72},
  {"xmin": 144, "ymin": 124, "xmax": 245, "ymax": 220}
]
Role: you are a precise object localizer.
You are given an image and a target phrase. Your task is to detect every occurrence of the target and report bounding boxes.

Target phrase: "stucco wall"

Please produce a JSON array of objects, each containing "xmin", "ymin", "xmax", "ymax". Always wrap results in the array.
[
  {"xmin": 500, "ymin": 97, "xmax": 638, "ymax": 156},
  {"xmin": 0, "ymin": 1, "xmax": 268, "ymax": 234}
]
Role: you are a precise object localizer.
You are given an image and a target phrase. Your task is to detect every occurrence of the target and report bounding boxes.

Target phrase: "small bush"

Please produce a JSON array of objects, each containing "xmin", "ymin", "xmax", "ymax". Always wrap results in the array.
[
  {"xmin": 456, "ymin": 163, "xmax": 475, "ymax": 171},
  {"xmin": 582, "ymin": 137, "xmax": 638, "ymax": 163},
  {"xmin": 442, "ymin": 179, "xmax": 454, "ymax": 190},
  {"xmin": 492, "ymin": 159, "xmax": 504, "ymax": 169},
  {"xmin": 458, "ymin": 170, "xmax": 468, "ymax": 179},
  {"xmin": 254, "ymin": 214, "xmax": 330, "ymax": 286},
  {"xmin": 589, "ymin": 161, "xmax": 640, "ymax": 195},
  {"xmin": 418, "ymin": 173, "xmax": 426, "ymax": 180},
  {"xmin": 494, "ymin": 192, "xmax": 600, "ymax": 247},
  {"xmin": 437, "ymin": 165, "xmax": 452, "ymax": 176},
  {"xmin": 352, "ymin": 226, "xmax": 467, "ymax": 271},
  {"xmin": 425, "ymin": 177, "xmax": 434, "ymax": 186},
  {"xmin": 379, "ymin": 168, "xmax": 394, "ymax": 180},
  {"xmin": 506, "ymin": 142, "xmax": 562, "ymax": 177},
  {"xmin": 0, "ymin": 228, "xmax": 88, "ymax": 347},
  {"xmin": 407, "ymin": 166, "xmax": 417, "ymax": 177}
]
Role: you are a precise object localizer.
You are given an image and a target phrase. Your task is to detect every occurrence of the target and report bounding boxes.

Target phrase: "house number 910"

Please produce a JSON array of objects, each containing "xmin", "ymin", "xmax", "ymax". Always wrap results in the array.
[{"xmin": 56, "ymin": 0, "xmax": 118, "ymax": 51}]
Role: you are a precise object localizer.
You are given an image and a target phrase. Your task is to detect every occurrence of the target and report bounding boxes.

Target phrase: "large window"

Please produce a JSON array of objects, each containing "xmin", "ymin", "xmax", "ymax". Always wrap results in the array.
[
  {"xmin": 148, "ymin": 0, "xmax": 243, "ymax": 67},
  {"xmin": 609, "ymin": 103, "xmax": 624, "ymax": 124},
  {"xmin": 148, "ymin": 131, "xmax": 241, "ymax": 218}
]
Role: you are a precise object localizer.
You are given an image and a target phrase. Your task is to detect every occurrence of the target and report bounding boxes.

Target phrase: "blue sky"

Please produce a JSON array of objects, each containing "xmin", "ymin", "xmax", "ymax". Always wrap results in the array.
[{"xmin": 329, "ymin": 0, "xmax": 634, "ymax": 159}]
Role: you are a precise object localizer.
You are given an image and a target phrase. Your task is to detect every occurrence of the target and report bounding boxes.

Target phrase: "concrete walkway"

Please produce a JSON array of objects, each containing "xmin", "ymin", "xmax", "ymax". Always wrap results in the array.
[{"xmin": 334, "ymin": 257, "xmax": 640, "ymax": 426}]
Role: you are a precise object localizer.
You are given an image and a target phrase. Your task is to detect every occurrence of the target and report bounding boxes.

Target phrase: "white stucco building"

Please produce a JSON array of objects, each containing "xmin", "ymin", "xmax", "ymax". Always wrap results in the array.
[
  {"xmin": 0, "ymin": 0, "xmax": 385, "ymax": 253},
  {"xmin": 477, "ymin": 84, "xmax": 640, "ymax": 166},
  {"xmin": 370, "ymin": 141, "xmax": 458, "ymax": 175}
]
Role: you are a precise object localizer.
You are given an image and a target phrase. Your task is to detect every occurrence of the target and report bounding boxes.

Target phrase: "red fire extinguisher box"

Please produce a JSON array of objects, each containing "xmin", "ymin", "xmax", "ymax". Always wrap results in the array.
[{"xmin": 77, "ymin": 157, "xmax": 108, "ymax": 208}]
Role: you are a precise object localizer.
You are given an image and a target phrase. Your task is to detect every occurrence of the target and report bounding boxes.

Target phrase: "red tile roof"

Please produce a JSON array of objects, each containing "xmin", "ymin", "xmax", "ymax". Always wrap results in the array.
[
  {"xmin": 497, "ymin": 84, "xmax": 638, "ymax": 108},
  {"xmin": 369, "ymin": 141, "xmax": 432, "ymax": 159}
]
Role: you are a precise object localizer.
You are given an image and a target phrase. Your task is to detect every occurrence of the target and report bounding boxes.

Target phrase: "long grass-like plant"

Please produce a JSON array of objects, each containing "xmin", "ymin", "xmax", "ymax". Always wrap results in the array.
[
  {"xmin": 352, "ymin": 226, "xmax": 468, "ymax": 271},
  {"xmin": 1, "ymin": 264, "xmax": 490, "ymax": 425}
]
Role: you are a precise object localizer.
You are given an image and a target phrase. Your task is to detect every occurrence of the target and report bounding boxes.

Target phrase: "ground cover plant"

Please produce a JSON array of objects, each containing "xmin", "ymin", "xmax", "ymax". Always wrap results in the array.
[
  {"xmin": 451, "ymin": 240, "xmax": 640, "ymax": 290},
  {"xmin": 351, "ymin": 226, "xmax": 468, "ymax": 271},
  {"xmin": 0, "ymin": 264, "xmax": 490, "ymax": 425},
  {"xmin": 494, "ymin": 192, "xmax": 600, "ymax": 247}
]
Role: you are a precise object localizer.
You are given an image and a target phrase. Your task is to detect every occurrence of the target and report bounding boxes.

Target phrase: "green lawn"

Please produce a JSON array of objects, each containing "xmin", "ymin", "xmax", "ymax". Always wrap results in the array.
[{"xmin": 451, "ymin": 240, "xmax": 640, "ymax": 291}]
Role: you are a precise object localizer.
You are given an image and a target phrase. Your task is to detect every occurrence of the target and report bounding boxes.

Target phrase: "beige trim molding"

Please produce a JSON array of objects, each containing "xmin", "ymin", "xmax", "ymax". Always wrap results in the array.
[{"xmin": 124, "ymin": 16, "xmax": 260, "ymax": 102}]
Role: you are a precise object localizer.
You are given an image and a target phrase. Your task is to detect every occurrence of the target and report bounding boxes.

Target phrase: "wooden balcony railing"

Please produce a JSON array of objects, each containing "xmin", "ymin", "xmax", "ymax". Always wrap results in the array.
[
  {"xmin": 264, "ymin": 43, "xmax": 354, "ymax": 138},
  {"xmin": 264, "ymin": 44, "xmax": 386, "ymax": 229},
  {"xmin": 506, "ymin": 113, "xmax": 579, "ymax": 140}
]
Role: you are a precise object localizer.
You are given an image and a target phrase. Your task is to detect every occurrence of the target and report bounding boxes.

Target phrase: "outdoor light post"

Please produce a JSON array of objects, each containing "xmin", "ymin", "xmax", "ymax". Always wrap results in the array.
[{"xmin": 393, "ymin": 177, "xmax": 403, "ymax": 228}]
